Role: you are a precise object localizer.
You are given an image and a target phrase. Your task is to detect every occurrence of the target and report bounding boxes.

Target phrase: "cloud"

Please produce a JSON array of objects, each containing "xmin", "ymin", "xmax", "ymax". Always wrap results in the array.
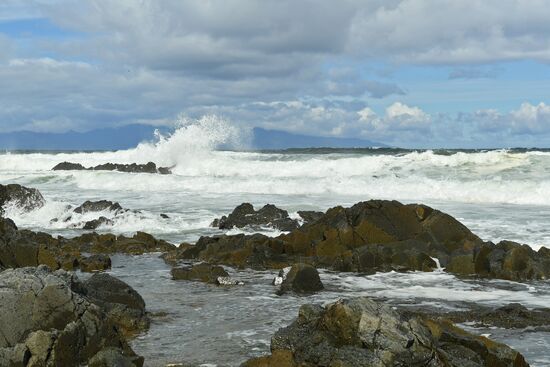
[{"xmin": 448, "ymin": 67, "xmax": 500, "ymax": 79}]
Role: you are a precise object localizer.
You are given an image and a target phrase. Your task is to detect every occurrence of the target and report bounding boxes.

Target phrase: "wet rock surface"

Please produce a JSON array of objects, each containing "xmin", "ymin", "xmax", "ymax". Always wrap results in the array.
[
  {"xmin": 0, "ymin": 217, "xmax": 175, "ymax": 272},
  {"xmin": 276, "ymin": 263, "xmax": 324, "ymax": 295},
  {"xmin": 52, "ymin": 161, "xmax": 172, "ymax": 174},
  {"xmin": 74, "ymin": 199, "xmax": 124, "ymax": 214},
  {"xmin": 242, "ymin": 297, "xmax": 529, "ymax": 367},
  {"xmin": 171, "ymin": 263, "xmax": 229, "ymax": 284},
  {"xmin": 83, "ymin": 273, "xmax": 150, "ymax": 338},
  {"xmin": 212, "ymin": 203, "xmax": 300, "ymax": 231},
  {"xmin": 0, "ymin": 183, "xmax": 45, "ymax": 214},
  {"xmin": 0, "ymin": 266, "xmax": 143, "ymax": 367},
  {"xmin": 79, "ymin": 254, "xmax": 112, "ymax": 272},
  {"xmin": 179, "ymin": 200, "xmax": 550, "ymax": 281}
]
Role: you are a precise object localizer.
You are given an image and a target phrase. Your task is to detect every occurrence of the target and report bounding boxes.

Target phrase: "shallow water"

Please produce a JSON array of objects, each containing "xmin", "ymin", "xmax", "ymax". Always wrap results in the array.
[{"xmin": 2, "ymin": 120, "xmax": 550, "ymax": 365}]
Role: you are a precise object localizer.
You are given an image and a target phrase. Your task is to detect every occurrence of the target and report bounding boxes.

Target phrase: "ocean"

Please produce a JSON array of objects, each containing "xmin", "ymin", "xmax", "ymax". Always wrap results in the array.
[{"xmin": 1, "ymin": 119, "xmax": 549, "ymax": 366}]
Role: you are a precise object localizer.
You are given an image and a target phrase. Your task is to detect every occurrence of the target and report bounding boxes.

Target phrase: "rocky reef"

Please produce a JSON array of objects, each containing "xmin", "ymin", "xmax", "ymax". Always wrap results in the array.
[
  {"xmin": 0, "ymin": 266, "xmax": 144, "ymax": 366},
  {"xmin": 52, "ymin": 161, "xmax": 172, "ymax": 174},
  {"xmin": 168, "ymin": 200, "xmax": 550, "ymax": 282},
  {"xmin": 242, "ymin": 297, "xmax": 529, "ymax": 367},
  {"xmin": 212, "ymin": 203, "xmax": 300, "ymax": 231},
  {"xmin": 0, "ymin": 184, "xmax": 45, "ymax": 215}
]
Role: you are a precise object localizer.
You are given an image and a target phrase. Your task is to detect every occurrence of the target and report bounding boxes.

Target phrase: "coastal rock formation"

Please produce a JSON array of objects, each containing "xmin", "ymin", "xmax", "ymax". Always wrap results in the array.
[
  {"xmin": 212, "ymin": 203, "xmax": 300, "ymax": 231},
  {"xmin": 83, "ymin": 216, "xmax": 115, "ymax": 230},
  {"xmin": 296, "ymin": 210, "xmax": 324, "ymax": 224},
  {"xmin": 0, "ymin": 266, "xmax": 143, "ymax": 366},
  {"xmin": 79, "ymin": 254, "xmax": 112, "ymax": 272},
  {"xmin": 242, "ymin": 297, "xmax": 528, "ymax": 367},
  {"xmin": 74, "ymin": 200, "xmax": 124, "ymax": 214},
  {"xmin": 0, "ymin": 183, "xmax": 45, "ymax": 214},
  {"xmin": 52, "ymin": 161, "xmax": 172, "ymax": 174},
  {"xmin": 0, "ymin": 217, "xmax": 175, "ymax": 271},
  {"xmin": 83, "ymin": 273, "xmax": 150, "ymax": 338},
  {"xmin": 171, "ymin": 263, "xmax": 229, "ymax": 284},
  {"xmin": 173, "ymin": 200, "xmax": 550, "ymax": 281},
  {"xmin": 276, "ymin": 263, "xmax": 324, "ymax": 295}
]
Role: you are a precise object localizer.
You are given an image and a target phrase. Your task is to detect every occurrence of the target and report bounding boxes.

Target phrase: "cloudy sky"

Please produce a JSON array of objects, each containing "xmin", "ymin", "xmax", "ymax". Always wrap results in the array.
[{"xmin": 1, "ymin": 0, "xmax": 549, "ymax": 148}]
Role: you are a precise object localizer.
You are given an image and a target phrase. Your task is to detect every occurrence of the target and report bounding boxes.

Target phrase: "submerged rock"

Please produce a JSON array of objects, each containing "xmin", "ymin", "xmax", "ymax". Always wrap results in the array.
[
  {"xmin": 52, "ymin": 161, "xmax": 172, "ymax": 174},
  {"xmin": 0, "ymin": 266, "xmax": 143, "ymax": 366},
  {"xmin": 443, "ymin": 303, "xmax": 550, "ymax": 331},
  {"xmin": 171, "ymin": 263, "xmax": 229, "ymax": 284},
  {"xmin": 212, "ymin": 203, "xmax": 300, "ymax": 231},
  {"xmin": 242, "ymin": 297, "xmax": 529, "ymax": 367},
  {"xmin": 83, "ymin": 273, "xmax": 150, "ymax": 338},
  {"xmin": 0, "ymin": 183, "xmax": 45, "ymax": 214},
  {"xmin": 276, "ymin": 263, "xmax": 324, "ymax": 295}
]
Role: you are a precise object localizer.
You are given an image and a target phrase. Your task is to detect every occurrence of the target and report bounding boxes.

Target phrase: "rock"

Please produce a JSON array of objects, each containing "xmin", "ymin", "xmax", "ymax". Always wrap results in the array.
[
  {"xmin": 297, "ymin": 210, "xmax": 324, "ymax": 224},
  {"xmin": 171, "ymin": 263, "xmax": 229, "ymax": 284},
  {"xmin": 83, "ymin": 273, "xmax": 150, "ymax": 338},
  {"xmin": 52, "ymin": 161, "xmax": 86, "ymax": 170},
  {"xmin": 160, "ymin": 213, "xmax": 170, "ymax": 218},
  {"xmin": 74, "ymin": 200, "xmax": 123, "ymax": 214},
  {"xmin": 276, "ymin": 263, "xmax": 323, "ymax": 295},
  {"xmin": 79, "ymin": 254, "xmax": 112, "ymax": 272},
  {"xmin": 0, "ymin": 266, "xmax": 143, "ymax": 366},
  {"xmin": 272, "ymin": 267, "xmax": 290, "ymax": 286},
  {"xmin": 212, "ymin": 203, "xmax": 300, "ymax": 231},
  {"xmin": 52, "ymin": 161, "xmax": 172, "ymax": 174},
  {"xmin": 160, "ymin": 242, "xmax": 193, "ymax": 266},
  {"xmin": 88, "ymin": 347, "xmax": 142, "ymax": 367},
  {"xmin": 443, "ymin": 303, "xmax": 550, "ymax": 330},
  {"xmin": 0, "ymin": 217, "xmax": 175, "ymax": 271},
  {"xmin": 0, "ymin": 183, "xmax": 45, "ymax": 214},
  {"xmin": 242, "ymin": 297, "xmax": 529, "ymax": 367},
  {"xmin": 83, "ymin": 216, "xmax": 115, "ymax": 230}
]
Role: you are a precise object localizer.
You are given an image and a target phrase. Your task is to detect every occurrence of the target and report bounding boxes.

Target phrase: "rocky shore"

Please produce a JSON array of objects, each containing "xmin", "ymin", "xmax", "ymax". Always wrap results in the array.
[
  {"xmin": 52, "ymin": 161, "xmax": 172, "ymax": 174},
  {"xmin": 1, "ymin": 183, "xmax": 549, "ymax": 366}
]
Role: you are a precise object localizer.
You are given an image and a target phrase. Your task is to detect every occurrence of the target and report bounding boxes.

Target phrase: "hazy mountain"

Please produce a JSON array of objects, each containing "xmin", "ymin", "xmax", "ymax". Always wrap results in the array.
[{"xmin": 0, "ymin": 125, "xmax": 385, "ymax": 151}]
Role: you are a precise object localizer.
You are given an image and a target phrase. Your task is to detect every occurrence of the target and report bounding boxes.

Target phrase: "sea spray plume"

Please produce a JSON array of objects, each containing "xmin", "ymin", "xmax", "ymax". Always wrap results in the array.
[{"xmin": 126, "ymin": 114, "xmax": 250, "ymax": 169}]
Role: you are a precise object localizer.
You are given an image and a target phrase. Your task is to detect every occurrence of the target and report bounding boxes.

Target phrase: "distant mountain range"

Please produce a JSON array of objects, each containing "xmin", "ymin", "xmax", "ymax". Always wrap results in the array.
[{"xmin": 0, "ymin": 124, "xmax": 384, "ymax": 151}]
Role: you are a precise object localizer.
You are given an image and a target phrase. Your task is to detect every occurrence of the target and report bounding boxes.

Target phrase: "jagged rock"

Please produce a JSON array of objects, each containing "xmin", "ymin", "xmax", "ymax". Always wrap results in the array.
[
  {"xmin": 0, "ymin": 217, "xmax": 175, "ymax": 271},
  {"xmin": 52, "ymin": 161, "xmax": 86, "ymax": 170},
  {"xmin": 276, "ymin": 263, "xmax": 323, "ymax": 295},
  {"xmin": 171, "ymin": 263, "xmax": 229, "ymax": 284},
  {"xmin": 242, "ymin": 297, "xmax": 528, "ymax": 367},
  {"xmin": 0, "ymin": 266, "xmax": 143, "ymax": 366},
  {"xmin": 0, "ymin": 183, "xmax": 45, "ymax": 214},
  {"xmin": 74, "ymin": 200, "xmax": 123, "ymax": 214},
  {"xmin": 79, "ymin": 254, "xmax": 112, "ymax": 272},
  {"xmin": 83, "ymin": 216, "xmax": 115, "ymax": 230},
  {"xmin": 52, "ymin": 161, "xmax": 171, "ymax": 174},
  {"xmin": 83, "ymin": 273, "xmax": 150, "ymax": 338},
  {"xmin": 160, "ymin": 242, "xmax": 193, "ymax": 266},
  {"xmin": 212, "ymin": 203, "xmax": 300, "ymax": 231},
  {"xmin": 160, "ymin": 213, "xmax": 170, "ymax": 219},
  {"xmin": 182, "ymin": 200, "xmax": 550, "ymax": 282},
  {"xmin": 297, "ymin": 210, "xmax": 324, "ymax": 224}
]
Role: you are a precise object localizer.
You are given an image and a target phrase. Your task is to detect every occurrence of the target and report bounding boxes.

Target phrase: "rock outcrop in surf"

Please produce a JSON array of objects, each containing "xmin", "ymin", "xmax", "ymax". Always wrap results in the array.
[
  {"xmin": 242, "ymin": 297, "xmax": 529, "ymax": 367},
  {"xmin": 52, "ymin": 161, "xmax": 172, "ymax": 174},
  {"xmin": 211, "ymin": 203, "xmax": 300, "ymax": 231},
  {"xmin": 0, "ymin": 183, "xmax": 45, "ymax": 215}
]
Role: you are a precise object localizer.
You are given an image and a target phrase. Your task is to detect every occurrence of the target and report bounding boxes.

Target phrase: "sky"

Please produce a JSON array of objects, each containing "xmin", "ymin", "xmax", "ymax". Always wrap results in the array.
[{"xmin": 0, "ymin": 0, "xmax": 549, "ymax": 148}]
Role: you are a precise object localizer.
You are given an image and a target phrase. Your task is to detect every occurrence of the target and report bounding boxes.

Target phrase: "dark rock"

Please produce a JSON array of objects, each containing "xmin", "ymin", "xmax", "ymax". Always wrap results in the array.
[
  {"xmin": 51, "ymin": 161, "xmax": 171, "ymax": 174},
  {"xmin": 52, "ymin": 161, "xmax": 86, "ymax": 170},
  {"xmin": 0, "ymin": 183, "xmax": 45, "ymax": 214},
  {"xmin": 160, "ymin": 213, "xmax": 170, "ymax": 219},
  {"xmin": 171, "ymin": 263, "xmax": 229, "ymax": 284},
  {"xmin": 83, "ymin": 273, "xmax": 150, "ymax": 338},
  {"xmin": 212, "ymin": 203, "xmax": 300, "ymax": 231},
  {"xmin": 79, "ymin": 254, "xmax": 112, "ymax": 272},
  {"xmin": 443, "ymin": 303, "xmax": 550, "ymax": 330},
  {"xmin": 242, "ymin": 297, "xmax": 528, "ymax": 367},
  {"xmin": 74, "ymin": 200, "xmax": 123, "ymax": 214},
  {"xmin": 67, "ymin": 231, "xmax": 176, "ymax": 255},
  {"xmin": 160, "ymin": 242, "xmax": 193, "ymax": 266},
  {"xmin": 83, "ymin": 216, "xmax": 114, "ymax": 230},
  {"xmin": 0, "ymin": 266, "xmax": 142, "ymax": 366},
  {"xmin": 297, "ymin": 210, "xmax": 324, "ymax": 224},
  {"xmin": 277, "ymin": 263, "xmax": 323, "ymax": 295}
]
